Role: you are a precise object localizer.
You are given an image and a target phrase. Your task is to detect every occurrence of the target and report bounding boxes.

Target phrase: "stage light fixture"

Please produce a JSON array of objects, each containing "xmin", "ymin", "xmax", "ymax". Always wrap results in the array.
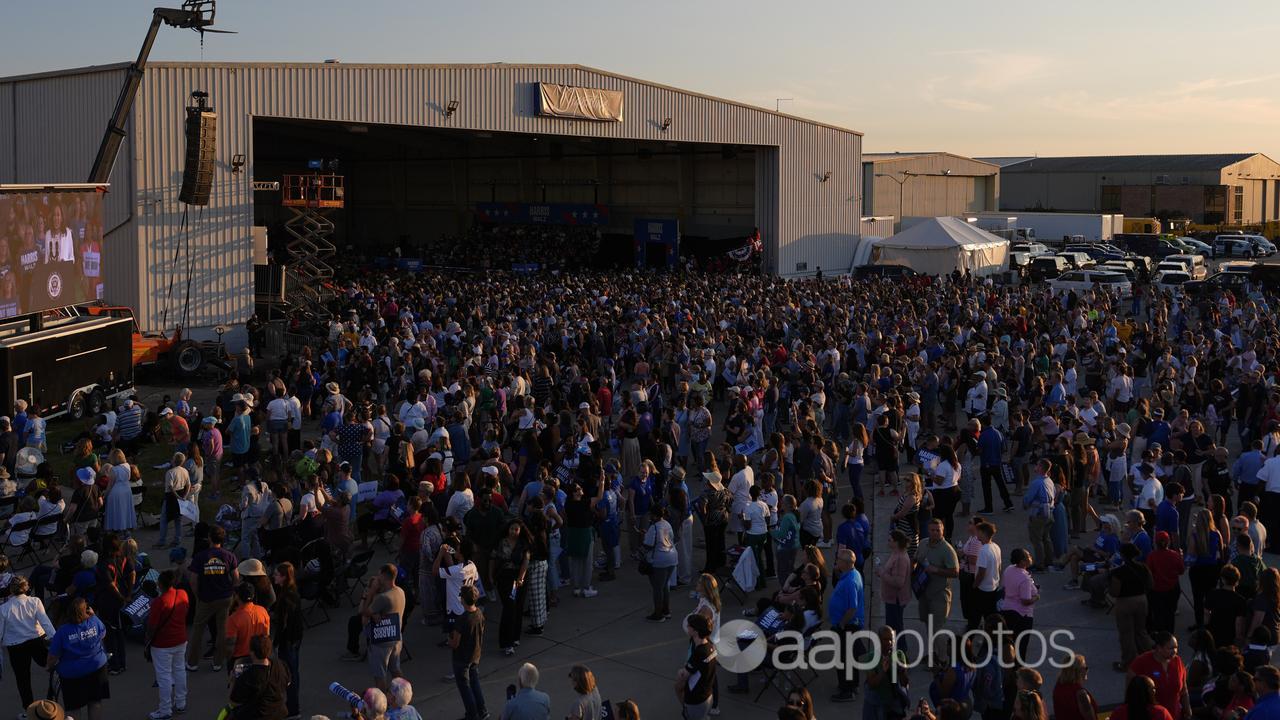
[
  {"xmin": 660, "ymin": 117, "xmax": 672, "ymax": 132},
  {"xmin": 230, "ymin": 153, "xmax": 245, "ymax": 174},
  {"xmin": 446, "ymin": 99, "xmax": 460, "ymax": 118},
  {"xmin": 821, "ymin": 171, "xmax": 832, "ymax": 182}
]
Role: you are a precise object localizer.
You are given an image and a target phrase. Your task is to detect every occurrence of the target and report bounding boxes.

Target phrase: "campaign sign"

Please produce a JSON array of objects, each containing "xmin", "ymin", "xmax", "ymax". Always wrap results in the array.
[
  {"xmin": 122, "ymin": 592, "xmax": 152, "ymax": 625},
  {"xmin": 367, "ymin": 613, "xmax": 402, "ymax": 645}
]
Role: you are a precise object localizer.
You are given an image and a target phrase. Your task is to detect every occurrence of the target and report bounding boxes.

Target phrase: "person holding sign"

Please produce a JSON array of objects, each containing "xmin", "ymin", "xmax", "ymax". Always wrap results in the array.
[{"xmin": 359, "ymin": 563, "xmax": 405, "ymax": 692}]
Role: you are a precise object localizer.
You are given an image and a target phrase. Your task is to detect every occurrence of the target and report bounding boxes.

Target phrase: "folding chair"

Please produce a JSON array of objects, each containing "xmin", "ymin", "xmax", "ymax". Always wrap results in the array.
[
  {"xmin": 754, "ymin": 623, "xmax": 823, "ymax": 703},
  {"xmin": 717, "ymin": 545, "xmax": 749, "ymax": 605},
  {"xmin": 32, "ymin": 511, "xmax": 67, "ymax": 561},
  {"xmin": 0, "ymin": 495, "xmax": 17, "ymax": 523},
  {"xmin": 2, "ymin": 517, "xmax": 40, "ymax": 569},
  {"xmin": 300, "ymin": 573, "xmax": 331, "ymax": 627},
  {"xmin": 335, "ymin": 549, "xmax": 376, "ymax": 605}
]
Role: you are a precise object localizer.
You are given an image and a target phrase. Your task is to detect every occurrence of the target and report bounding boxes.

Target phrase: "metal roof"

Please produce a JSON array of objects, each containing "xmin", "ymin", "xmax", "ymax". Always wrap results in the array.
[
  {"xmin": 0, "ymin": 61, "xmax": 862, "ymax": 137},
  {"xmin": 1003, "ymin": 153, "xmax": 1260, "ymax": 173},
  {"xmin": 863, "ymin": 152, "xmax": 999, "ymax": 170}
]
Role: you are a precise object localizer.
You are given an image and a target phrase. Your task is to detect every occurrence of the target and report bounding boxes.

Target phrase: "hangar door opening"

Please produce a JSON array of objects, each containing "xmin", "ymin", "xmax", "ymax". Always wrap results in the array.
[{"xmin": 251, "ymin": 118, "xmax": 758, "ymax": 271}]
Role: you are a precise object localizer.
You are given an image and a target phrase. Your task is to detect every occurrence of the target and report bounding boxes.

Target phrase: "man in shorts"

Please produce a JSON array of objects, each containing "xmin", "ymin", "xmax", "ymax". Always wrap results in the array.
[{"xmin": 356, "ymin": 563, "xmax": 405, "ymax": 691}]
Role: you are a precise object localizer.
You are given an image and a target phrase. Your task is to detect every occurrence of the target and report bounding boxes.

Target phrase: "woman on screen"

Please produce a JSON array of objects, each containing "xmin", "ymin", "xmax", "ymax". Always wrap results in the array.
[{"xmin": 43, "ymin": 201, "xmax": 76, "ymax": 265}]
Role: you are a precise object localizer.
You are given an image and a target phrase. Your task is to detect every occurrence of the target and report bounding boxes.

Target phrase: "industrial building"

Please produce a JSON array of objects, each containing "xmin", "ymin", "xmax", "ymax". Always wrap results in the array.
[
  {"xmin": 861, "ymin": 152, "xmax": 1000, "ymax": 229},
  {"xmin": 1000, "ymin": 154, "xmax": 1280, "ymax": 225},
  {"xmin": 0, "ymin": 62, "xmax": 863, "ymax": 333}
]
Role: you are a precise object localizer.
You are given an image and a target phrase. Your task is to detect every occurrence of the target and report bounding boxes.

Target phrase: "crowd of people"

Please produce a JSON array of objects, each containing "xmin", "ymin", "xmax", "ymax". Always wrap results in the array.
[
  {"xmin": 411, "ymin": 224, "xmax": 603, "ymax": 271},
  {"xmin": 1, "ymin": 262, "xmax": 1280, "ymax": 719}
]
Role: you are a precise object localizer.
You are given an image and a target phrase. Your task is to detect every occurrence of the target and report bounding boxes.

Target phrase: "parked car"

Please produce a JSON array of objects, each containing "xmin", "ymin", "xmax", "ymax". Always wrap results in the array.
[
  {"xmin": 1155, "ymin": 260, "xmax": 1190, "ymax": 277},
  {"xmin": 1011, "ymin": 242, "xmax": 1052, "ymax": 256},
  {"xmin": 1114, "ymin": 233, "xmax": 1184, "ymax": 260},
  {"xmin": 1028, "ymin": 255, "xmax": 1072, "ymax": 281},
  {"xmin": 1182, "ymin": 270, "xmax": 1252, "ymax": 297},
  {"xmin": 853, "ymin": 264, "xmax": 920, "ymax": 279},
  {"xmin": 1165, "ymin": 253, "xmax": 1208, "ymax": 279},
  {"xmin": 1214, "ymin": 235, "xmax": 1262, "ymax": 259},
  {"xmin": 1047, "ymin": 269, "xmax": 1132, "ymax": 296},
  {"xmin": 1153, "ymin": 270, "xmax": 1192, "ymax": 295},
  {"xmin": 1097, "ymin": 260, "xmax": 1137, "ymax": 282},
  {"xmin": 1055, "ymin": 251, "xmax": 1096, "ymax": 270},
  {"xmin": 1065, "ymin": 244, "xmax": 1127, "ymax": 262},
  {"xmin": 1177, "ymin": 237, "xmax": 1213, "ymax": 258}
]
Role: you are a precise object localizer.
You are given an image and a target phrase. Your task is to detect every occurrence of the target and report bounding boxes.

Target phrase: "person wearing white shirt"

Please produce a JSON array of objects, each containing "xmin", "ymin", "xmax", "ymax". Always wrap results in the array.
[
  {"xmin": 965, "ymin": 374, "xmax": 988, "ymax": 419},
  {"xmin": 1136, "ymin": 474, "xmax": 1164, "ymax": 517},
  {"xmin": 266, "ymin": 394, "xmax": 292, "ymax": 460},
  {"xmin": 742, "ymin": 485, "xmax": 772, "ymax": 579},
  {"xmin": 0, "ymin": 576, "xmax": 56, "ymax": 709},
  {"xmin": 972, "ymin": 521, "xmax": 1003, "ymax": 621},
  {"xmin": 726, "ymin": 455, "xmax": 755, "ymax": 540}
]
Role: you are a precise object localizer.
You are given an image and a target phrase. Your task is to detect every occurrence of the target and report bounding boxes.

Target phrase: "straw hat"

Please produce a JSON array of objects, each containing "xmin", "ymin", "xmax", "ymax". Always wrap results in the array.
[
  {"xmin": 237, "ymin": 558, "xmax": 267, "ymax": 577},
  {"xmin": 325, "ymin": 382, "xmax": 341, "ymax": 394}
]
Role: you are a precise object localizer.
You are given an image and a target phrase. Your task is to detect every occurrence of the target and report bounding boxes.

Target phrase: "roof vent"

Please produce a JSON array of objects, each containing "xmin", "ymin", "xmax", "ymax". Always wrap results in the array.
[{"xmin": 324, "ymin": 59, "xmax": 340, "ymax": 64}]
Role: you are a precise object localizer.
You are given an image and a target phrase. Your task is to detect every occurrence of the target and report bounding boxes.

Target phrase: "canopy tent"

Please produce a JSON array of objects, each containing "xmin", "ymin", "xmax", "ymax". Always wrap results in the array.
[{"xmin": 870, "ymin": 216, "xmax": 1009, "ymax": 276}]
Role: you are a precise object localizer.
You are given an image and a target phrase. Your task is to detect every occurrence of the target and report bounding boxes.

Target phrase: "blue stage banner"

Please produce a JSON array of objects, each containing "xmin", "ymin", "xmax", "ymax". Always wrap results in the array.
[
  {"xmin": 475, "ymin": 203, "xmax": 609, "ymax": 226},
  {"xmin": 633, "ymin": 218, "xmax": 680, "ymax": 268}
]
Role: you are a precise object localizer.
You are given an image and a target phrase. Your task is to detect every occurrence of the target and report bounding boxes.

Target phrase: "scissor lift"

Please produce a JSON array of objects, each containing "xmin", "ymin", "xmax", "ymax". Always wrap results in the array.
[{"xmin": 282, "ymin": 173, "xmax": 343, "ymax": 319}]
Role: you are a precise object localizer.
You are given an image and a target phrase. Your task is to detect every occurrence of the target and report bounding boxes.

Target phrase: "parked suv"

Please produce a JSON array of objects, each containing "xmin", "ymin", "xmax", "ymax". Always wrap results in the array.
[{"xmin": 1028, "ymin": 255, "xmax": 1071, "ymax": 281}]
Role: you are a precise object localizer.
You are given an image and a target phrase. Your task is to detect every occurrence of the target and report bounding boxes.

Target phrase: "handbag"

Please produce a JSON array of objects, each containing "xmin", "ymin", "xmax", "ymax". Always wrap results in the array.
[{"xmin": 911, "ymin": 563, "xmax": 931, "ymax": 599}]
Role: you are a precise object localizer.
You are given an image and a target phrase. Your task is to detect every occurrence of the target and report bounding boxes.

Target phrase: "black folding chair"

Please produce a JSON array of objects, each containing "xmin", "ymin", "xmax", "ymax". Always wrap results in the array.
[
  {"xmin": 336, "ymin": 549, "xmax": 376, "ymax": 605},
  {"xmin": 0, "ymin": 495, "xmax": 17, "ymax": 523},
  {"xmin": 3, "ymin": 517, "xmax": 41, "ymax": 569},
  {"xmin": 753, "ymin": 623, "xmax": 824, "ymax": 703}
]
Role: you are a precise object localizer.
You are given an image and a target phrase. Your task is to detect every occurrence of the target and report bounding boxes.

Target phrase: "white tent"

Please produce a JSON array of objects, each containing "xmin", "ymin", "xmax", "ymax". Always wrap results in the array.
[{"xmin": 871, "ymin": 216, "xmax": 1009, "ymax": 276}]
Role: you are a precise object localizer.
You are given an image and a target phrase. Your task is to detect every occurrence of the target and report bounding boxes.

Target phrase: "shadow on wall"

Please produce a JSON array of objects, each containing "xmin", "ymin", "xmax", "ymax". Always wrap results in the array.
[
  {"xmin": 779, "ymin": 232, "xmax": 859, "ymax": 277},
  {"xmin": 136, "ymin": 184, "xmax": 253, "ymax": 335}
]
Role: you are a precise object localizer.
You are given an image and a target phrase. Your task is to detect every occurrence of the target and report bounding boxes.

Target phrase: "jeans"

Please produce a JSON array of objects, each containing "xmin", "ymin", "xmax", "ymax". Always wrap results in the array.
[
  {"xmin": 278, "ymin": 641, "xmax": 301, "ymax": 716},
  {"xmin": 1027, "ymin": 515, "xmax": 1053, "ymax": 568},
  {"xmin": 650, "ymin": 565, "xmax": 674, "ymax": 616},
  {"xmin": 570, "ymin": 536, "xmax": 594, "ymax": 591},
  {"xmin": 885, "ymin": 602, "xmax": 905, "ymax": 633},
  {"xmin": 452, "ymin": 661, "xmax": 486, "ymax": 720},
  {"xmin": 848, "ymin": 463, "xmax": 864, "ymax": 500},
  {"xmin": 6, "ymin": 636, "xmax": 48, "ymax": 708},
  {"xmin": 152, "ymin": 642, "xmax": 188, "ymax": 715},
  {"xmin": 157, "ymin": 498, "xmax": 183, "ymax": 545},
  {"xmin": 548, "ymin": 530, "xmax": 563, "ymax": 590}
]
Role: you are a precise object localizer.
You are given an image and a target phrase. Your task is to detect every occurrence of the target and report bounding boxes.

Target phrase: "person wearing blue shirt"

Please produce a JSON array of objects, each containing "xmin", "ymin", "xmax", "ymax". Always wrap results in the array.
[
  {"xmin": 977, "ymin": 422, "xmax": 1012, "ymax": 514},
  {"xmin": 1022, "ymin": 460, "xmax": 1056, "ymax": 571},
  {"xmin": 1146, "ymin": 409, "xmax": 1172, "ymax": 448},
  {"xmin": 501, "ymin": 662, "xmax": 552, "ymax": 720},
  {"xmin": 1155, "ymin": 483, "xmax": 1183, "ymax": 550},
  {"xmin": 1245, "ymin": 666, "xmax": 1280, "ymax": 720},
  {"xmin": 48, "ymin": 597, "xmax": 110, "ymax": 716},
  {"xmin": 1234, "ymin": 440, "xmax": 1266, "ymax": 508},
  {"xmin": 828, "ymin": 549, "xmax": 864, "ymax": 703},
  {"xmin": 596, "ymin": 476, "xmax": 622, "ymax": 581},
  {"xmin": 1126, "ymin": 510, "xmax": 1153, "ymax": 560}
]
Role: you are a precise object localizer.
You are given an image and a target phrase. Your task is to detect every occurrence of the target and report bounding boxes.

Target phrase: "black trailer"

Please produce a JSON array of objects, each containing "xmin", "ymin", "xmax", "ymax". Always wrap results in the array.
[{"xmin": 0, "ymin": 314, "xmax": 134, "ymax": 420}]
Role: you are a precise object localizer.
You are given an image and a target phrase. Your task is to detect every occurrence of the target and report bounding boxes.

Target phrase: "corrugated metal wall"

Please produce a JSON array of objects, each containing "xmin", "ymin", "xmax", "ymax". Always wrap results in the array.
[
  {"xmin": 0, "ymin": 66, "xmax": 138, "ymax": 312},
  {"xmin": 10, "ymin": 62, "xmax": 860, "ymax": 329},
  {"xmin": 864, "ymin": 155, "xmax": 999, "ymax": 223}
]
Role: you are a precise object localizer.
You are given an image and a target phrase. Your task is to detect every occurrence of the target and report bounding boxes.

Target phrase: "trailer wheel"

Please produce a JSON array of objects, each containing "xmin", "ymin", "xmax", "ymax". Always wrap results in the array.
[
  {"xmin": 67, "ymin": 391, "xmax": 87, "ymax": 420},
  {"xmin": 88, "ymin": 389, "xmax": 106, "ymax": 416},
  {"xmin": 174, "ymin": 341, "xmax": 205, "ymax": 375}
]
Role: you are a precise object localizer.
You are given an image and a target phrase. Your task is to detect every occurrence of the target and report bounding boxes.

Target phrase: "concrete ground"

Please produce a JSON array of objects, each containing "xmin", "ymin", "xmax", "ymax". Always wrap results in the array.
[{"xmin": 0, "ymin": 380, "xmax": 1183, "ymax": 720}]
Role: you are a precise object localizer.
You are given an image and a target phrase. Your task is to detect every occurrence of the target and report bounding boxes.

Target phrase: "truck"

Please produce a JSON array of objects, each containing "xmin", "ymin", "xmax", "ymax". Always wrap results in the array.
[
  {"xmin": 969, "ymin": 212, "xmax": 1124, "ymax": 245},
  {"xmin": 0, "ymin": 313, "xmax": 134, "ymax": 420}
]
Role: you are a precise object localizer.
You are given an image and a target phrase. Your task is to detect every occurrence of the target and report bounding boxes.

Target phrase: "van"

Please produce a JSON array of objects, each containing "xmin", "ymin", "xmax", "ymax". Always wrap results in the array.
[
  {"xmin": 1055, "ymin": 252, "xmax": 1096, "ymax": 270},
  {"xmin": 1028, "ymin": 255, "xmax": 1071, "ymax": 281},
  {"xmin": 1214, "ymin": 235, "xmax": 1261, "ymax": 259},
  {"xmin": 1165, "ymin": 253, "xmax": 1207, "ymax": 279}
]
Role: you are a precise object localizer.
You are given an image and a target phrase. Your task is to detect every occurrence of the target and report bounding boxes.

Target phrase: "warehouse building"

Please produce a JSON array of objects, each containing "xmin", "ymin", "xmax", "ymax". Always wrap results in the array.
[
  {"xmin": 861, "ymin": 152, "xmax": 1000, "ymax": 230},
  {"xmin": 1000, "ymin": 153, "xmax": 1280, "ymax": 225},
  {"xmin": 0, "ymin": 62, "xmax": 862, "ymax": 333}
]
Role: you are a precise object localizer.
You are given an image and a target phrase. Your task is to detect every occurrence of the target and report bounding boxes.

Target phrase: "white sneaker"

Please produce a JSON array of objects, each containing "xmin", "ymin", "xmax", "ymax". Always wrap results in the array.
[
  {"xmin": 710, "ymin": 708, "xmax": 721, "ymax": 716},
  {"xmin": 816, "ymin": 540, "xmax": 832, "ymax": 548},
  {"xmin": 582, "ymin": 587, "xmax": 599, "ymax": 598}
]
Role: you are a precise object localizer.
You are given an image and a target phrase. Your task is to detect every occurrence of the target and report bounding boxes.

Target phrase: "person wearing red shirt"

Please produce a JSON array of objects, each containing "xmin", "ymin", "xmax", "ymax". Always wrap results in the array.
[
  {"xmin": 1110, "ymin": 675, "xmax": 1174, "ymax": 720},
  {"xmin": 1145, "ymin": 531, "xmax": 1185, "ymax": 634},
  {"xmin": 1127, "ymin": 632, "xmax": 1191, "ymax": 720},
  {"xmin": 146, "ymin": 569, "xmax": 190, "ymax": 719},
  {"xmin": 399, "ymin": 496, "xmax": 427, "ymax": 573}
]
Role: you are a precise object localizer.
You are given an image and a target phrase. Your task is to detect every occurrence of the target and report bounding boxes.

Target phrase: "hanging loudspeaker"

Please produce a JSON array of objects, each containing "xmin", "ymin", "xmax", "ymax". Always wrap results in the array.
[{"xmin": 178, "ymin": 107, "xmax": 217, "ymax": 206}]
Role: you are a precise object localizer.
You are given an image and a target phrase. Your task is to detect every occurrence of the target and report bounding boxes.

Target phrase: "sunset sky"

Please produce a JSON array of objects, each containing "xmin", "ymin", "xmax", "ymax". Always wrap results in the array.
[{"xmin": 5, "ymin": 0, "xmax": 1278, "ymax": 159}]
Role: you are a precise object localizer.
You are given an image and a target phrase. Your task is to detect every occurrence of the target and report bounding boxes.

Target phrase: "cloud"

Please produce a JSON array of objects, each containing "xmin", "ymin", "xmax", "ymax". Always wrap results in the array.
[{"xmin": 916, "ymin": 50, "xmax": 1052, "ymax": 113}]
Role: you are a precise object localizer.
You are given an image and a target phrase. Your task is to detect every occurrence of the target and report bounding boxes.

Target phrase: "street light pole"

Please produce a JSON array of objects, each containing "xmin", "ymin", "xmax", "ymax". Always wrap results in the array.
[{"xmin": 874, "ymin": 171, "xmax": 916, "ymax": 230}]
